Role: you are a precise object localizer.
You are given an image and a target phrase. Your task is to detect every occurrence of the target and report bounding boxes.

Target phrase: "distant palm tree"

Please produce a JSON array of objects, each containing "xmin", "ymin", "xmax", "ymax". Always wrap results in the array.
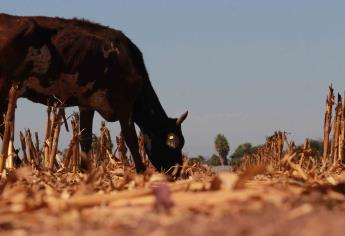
[{"xmin": 214, "ymin": 134, "xmax": 230, "ymax": 165}]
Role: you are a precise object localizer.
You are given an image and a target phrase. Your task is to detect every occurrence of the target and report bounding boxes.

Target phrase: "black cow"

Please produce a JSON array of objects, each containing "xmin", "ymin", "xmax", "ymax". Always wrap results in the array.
[{"xmin": 0, "ymin": 13, "xmax": 187, "ymax": 173}]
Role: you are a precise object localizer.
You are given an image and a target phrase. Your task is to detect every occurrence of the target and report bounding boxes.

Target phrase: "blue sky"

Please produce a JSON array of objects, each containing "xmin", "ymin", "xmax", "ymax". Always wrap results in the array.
[{"xmin": 1, "ymin": 0, "xmax": 345, "ymax": 157}]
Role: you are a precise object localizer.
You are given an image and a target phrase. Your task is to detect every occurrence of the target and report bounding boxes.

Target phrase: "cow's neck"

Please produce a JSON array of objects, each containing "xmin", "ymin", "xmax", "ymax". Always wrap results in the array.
[{"xmin": 134, "ymin": 82, "xmax": 169, "ymax": 137}]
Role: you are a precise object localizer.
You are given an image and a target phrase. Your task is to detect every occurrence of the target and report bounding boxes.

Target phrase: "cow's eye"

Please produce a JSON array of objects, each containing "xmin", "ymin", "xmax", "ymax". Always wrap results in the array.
[{"xmin": 166, "ymin": 133, "xmax": 179, "ymax": 149}]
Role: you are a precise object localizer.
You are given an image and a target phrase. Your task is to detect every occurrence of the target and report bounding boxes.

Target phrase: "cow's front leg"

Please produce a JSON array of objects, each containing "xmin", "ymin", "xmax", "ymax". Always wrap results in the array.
[
  {"xmin": 79, "ymin": 107, "xmax": 94, "ymax": 170},
  {"xmin": 119, "ymin": 114, "xmax": 146, "ymax": 173},
  {"xmin": 0, "ymin": 108, "xmax": 5, "ymax": 140},
  {"xmin": 0, "ymin": 98, "xmax": 8, "ymax": 140},
  {"xmin": 0, "ymin": 78, "xmax": 7, "ymax": 140}
]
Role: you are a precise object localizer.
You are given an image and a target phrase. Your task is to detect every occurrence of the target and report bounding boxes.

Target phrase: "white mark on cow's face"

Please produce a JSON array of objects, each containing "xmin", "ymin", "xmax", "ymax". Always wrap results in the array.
[
  {"xmin": 166, "ymin": 133, "xmax": 179, "ymax": 149},
  {"xmin": 24, "ymin": 45, "xmax": 51, "ymax": 74},
  {"xmin": 102, "ymin": 41, "xmax": 119, "ymax": 58}
]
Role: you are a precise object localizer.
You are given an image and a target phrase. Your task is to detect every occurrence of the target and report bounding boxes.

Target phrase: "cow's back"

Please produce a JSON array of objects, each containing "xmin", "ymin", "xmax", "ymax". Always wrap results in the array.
[
  {"xmin": 0, "ymin": 14, "xmax": 123, "ymax": 48},
  {"xmin": 0, "ymin": 14, "xmax": 60, "ymax": 48}
]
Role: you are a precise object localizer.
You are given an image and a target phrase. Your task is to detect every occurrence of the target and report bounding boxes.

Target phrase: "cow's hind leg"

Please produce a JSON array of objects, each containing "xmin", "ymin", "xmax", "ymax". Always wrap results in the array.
[
  {"xmin": 119, "ymin": 113, "xmax": 146, "ymax": 173},
  {"xmin": 79, "ymin": 107, "xmax": 94, "ymax": 170}
]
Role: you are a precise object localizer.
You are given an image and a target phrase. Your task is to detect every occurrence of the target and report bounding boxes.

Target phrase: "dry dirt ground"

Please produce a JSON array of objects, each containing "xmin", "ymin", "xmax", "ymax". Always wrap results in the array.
[{"xmin": 0, "ymin": 165, "xmax": 345, "ymax": 236}]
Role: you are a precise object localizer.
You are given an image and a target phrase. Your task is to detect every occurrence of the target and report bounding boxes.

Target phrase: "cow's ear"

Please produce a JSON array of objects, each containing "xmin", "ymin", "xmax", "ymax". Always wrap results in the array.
[{"xmin": 176, "ymin": 111, "xmax": 188, "ymax": 126}]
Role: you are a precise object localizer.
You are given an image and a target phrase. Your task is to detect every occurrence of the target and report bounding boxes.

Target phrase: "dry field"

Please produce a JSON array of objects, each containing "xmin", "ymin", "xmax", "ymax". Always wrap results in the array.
[{"xmin": 0, "ymin": 85, "xmax": 345, "ymax": 236}]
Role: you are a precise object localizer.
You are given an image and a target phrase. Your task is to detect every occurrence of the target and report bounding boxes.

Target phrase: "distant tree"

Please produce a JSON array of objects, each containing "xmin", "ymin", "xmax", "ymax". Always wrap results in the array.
[
  {"xmin": 230, "ymin": 143, "xmax": 260, "ymax": 165},
  {"xmin": 231, "ymin": 143, "xmax": 252, "ymax": 159},
  {"xmin": 296, "ymin": 138, "xmax": 323, "ymax": 158},
  {"xmin": 309, "ymin": 139, "xmax": 323, "ymax": 157},
  {"xmin": 214, "ymin": 134, "xmax": 230, "ymax": 165},
  {"xmin": 189, "ymin": 155, "xmax": 206, "ymax": 164},
  {"xmin": 206, "ymin": 154, "xmax": 222, "ymax": 166}
]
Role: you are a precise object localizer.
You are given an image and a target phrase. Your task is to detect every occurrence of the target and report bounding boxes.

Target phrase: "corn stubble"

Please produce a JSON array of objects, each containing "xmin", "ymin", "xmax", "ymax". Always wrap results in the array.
[
  {"xmin": 0, "ymin": 85, "xmax": 345, "ymax": 235},
  {"xmin": 236, "ymin": 85, "xmax": 345, "ymax": 183}
]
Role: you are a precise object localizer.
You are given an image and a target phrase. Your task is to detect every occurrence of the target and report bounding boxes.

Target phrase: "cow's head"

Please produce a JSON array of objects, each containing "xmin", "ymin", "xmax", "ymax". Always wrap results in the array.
[{"xmin": 145, "ymin": 111, "xmax": 188, "ymax": 175}]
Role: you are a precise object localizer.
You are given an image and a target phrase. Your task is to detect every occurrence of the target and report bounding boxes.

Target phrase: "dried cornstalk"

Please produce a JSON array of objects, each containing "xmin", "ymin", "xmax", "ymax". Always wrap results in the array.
[
  {"xmin": 100, "ymin": 121, "xmax": 107, "ymax": 162},
  {"xmin": 288, "ymin": 141, "xmax": 296, "ymax": 155},
  {"xmin": 35, "ymin": 132, "xmax": 40, "ymax": 155},
  {"xmin": 138, "ymin": 132, "xmax": 147, "ymax": 162},
  {"xmin": 19, "ymin": 131, "xmax": 28, "ymax": 164},
  {"xmin": 49, "ymin": 106, "xmax": 58, "ymax": 137},
  {"xmin": 98, "ymin": 121, "xmax": 113, "ymax": 165},
  {"xmin": 116, "ymin": 132, "xmax": 129, "ymax": 166},
  {"xmin": 63, "ymin": 135, "xmax": 79, "ymax": 169},
  {"xmin": 277, "ymin": 131, "xmax": 284, "ymax": 159},
  {"xmin": 323, "ymin": 85, "xmax": 334, "ymax": 160},
  {"xmin": 289, "ymin": 161, "xmax": 308, "ymax": 181},
  {"xmin": 237, "ymin": 130, "xmax": 291, "ymax": 170},
  {"xmin": 277, "ymin": 131, "xmax": 285, "ymax": 170},
  {"xmin": 339, "ymin": 94, "xmax": 345, "ymax": 162},
  {"xmin": 0, "ymin": 85, "xmax": 18, "ymax": 173},
  {"xmin": 47, "ymin": 106, "xmax": 58, "ymax": 166},
  {"xmin": 5, "ymin": 124, "xmax": 14, "ymax": 169},
  {"xmin": 25, "ymin": 129, "xmax": 39, "ymax": 166},
  {"xmin": 299, "ymin": 139, "xmax": 309, "ymax": 166},
  {"xmin": 62, "ymin": 109, "xmax": 69, "ymax": 132},
  {"xmin": 281, "ymin": 153, "xmax": 308, "ymax": 180},
  {"xmin": 44, "ymin": 106, "xmax": 52, "ymax": 168},
  {"xmin": 72, "ymin": 139, "xmax": 79, "ymax": 172},
  {"xmin": 25, "ymin": 130, "xmax": 32, "ymax": 164},
  {"xmin": 331, "ymin": 94, "xmax": 342, "ymax": 164},
  {"xmin": 48, "ymin": 107, "xmax": 64, "ymax": 170}
]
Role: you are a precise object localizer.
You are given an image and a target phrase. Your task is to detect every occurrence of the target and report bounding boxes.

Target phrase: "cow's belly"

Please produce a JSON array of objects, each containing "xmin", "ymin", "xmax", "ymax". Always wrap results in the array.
[
  {"xmin": 20, "ymin": 74, "xmax": 90, "ymax": 101},
  {"xmin": 19, "ymin": 75, "xmax": 115, "ymax": 120}
]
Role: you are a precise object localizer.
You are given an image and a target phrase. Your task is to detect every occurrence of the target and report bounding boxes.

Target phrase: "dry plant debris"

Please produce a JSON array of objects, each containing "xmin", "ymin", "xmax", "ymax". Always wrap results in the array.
[{"xmin": 0, "ymin": 85, "xmax": 345, "ymax": 235}]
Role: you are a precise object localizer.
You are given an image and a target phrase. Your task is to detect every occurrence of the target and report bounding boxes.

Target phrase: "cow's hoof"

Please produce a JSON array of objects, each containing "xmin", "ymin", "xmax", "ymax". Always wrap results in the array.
[
  {"xmin": 135, "ymin": 164, "xmax": 147, "ymax": 174},
  {"xmin": 80, "ymin": 159, "xmax": 92, "ymax": 172},
  {"xmin": 80, "ymin": 151, "xmax": 92, "ymax": 172}
]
